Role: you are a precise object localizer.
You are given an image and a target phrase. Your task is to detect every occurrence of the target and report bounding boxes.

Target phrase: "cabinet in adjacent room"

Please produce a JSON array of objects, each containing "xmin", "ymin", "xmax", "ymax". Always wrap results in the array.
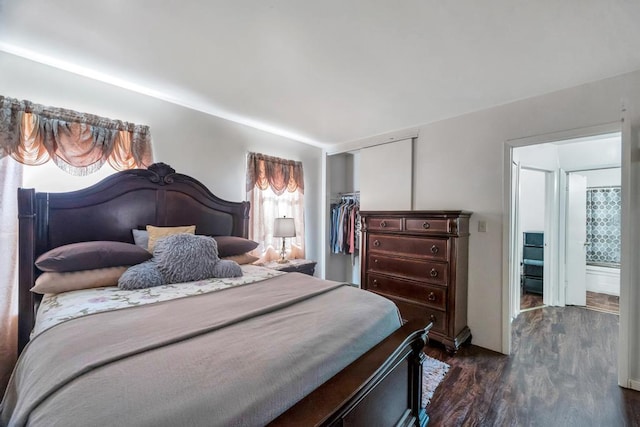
[
  {"xmin": 360, "ymin": 210, "xmax": 472, "ymax": 353},
  {"xmin": 522, "ymin": 231, "xmax": 544, "ymax": 295}
]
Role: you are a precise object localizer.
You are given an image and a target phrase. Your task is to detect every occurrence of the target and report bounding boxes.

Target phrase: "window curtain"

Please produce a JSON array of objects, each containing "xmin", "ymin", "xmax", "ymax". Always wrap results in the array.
[
  {"xmin": 0, "ymin": 96, "xmax": 152, "ymax": 175},
  {"xmin": 0, "ymin": 96, "xmax": 152, "ymax": 393},
  {"xmin": 246, "ymin": 153, "xmax": 305, "ymax": 262},
  {"xmin": 0, "ymin": 156, "xmax": 22, "ymax": 394}
]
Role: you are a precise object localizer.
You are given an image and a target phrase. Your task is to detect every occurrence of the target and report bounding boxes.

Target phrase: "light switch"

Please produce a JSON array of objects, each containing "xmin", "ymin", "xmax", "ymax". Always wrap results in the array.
[{"xmin": 478, "ymin": 220, "xmax": 487, "ymax": 232}]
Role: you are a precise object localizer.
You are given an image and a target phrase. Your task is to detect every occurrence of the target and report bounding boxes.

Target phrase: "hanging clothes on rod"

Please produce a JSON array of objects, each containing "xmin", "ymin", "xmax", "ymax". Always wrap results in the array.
[{"xmin": 330, "ymin": 192, "xmax": 360, "ymax": 255}]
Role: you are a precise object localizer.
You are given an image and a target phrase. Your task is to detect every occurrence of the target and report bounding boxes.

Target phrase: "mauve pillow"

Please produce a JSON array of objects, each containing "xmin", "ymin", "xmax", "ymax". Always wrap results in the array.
[
  {"xmin": 35, "ymin": 241, "xmax": 152, "ymax": 272},
  {"xmin": 212, "ymin": 236, "xmax": 258, "ymax": 257}
]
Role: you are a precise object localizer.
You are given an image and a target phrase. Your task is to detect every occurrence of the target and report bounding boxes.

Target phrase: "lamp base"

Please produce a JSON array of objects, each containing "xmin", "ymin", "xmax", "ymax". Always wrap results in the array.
[{"xmin": 277, "ymin": 237, "xmax": 289, "ymax": 264}]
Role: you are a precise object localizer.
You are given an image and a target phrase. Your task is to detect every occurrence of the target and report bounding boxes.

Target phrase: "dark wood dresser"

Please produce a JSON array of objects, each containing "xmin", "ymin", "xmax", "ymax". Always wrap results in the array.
[{"xmin": 360, "ymin": 211, "xmax": 472, "ymax": 353}]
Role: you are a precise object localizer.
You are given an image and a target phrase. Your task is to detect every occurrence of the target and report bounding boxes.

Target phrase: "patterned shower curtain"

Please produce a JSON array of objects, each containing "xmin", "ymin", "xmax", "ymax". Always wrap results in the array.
[{"xmin": 586, "ymin": 187, "xmax": 621, "ymax": 266}]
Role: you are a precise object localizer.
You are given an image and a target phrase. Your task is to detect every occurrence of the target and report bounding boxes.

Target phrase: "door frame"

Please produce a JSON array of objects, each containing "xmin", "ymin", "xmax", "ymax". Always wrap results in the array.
[{"xmin": 502, "ymin": 121, "xmax": 631, "ymax": 384}]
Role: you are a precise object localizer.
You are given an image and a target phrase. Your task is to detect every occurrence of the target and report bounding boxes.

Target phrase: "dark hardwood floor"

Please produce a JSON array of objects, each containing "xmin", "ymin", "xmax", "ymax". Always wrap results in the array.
[{"xmin": 424, "ymin": 306, "xmax": 640, "ymax": 426}]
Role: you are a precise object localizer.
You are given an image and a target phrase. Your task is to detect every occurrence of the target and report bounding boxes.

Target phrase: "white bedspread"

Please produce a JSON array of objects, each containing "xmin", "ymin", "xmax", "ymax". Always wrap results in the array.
[{"xmin": 33, "ymin": 264, "xmax": 285, "ymax": 337}]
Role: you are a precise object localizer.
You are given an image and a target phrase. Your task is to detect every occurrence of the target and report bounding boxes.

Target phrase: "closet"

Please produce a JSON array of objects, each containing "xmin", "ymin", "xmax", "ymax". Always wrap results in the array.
[{"xmin": 326, "ymin": 152, "xmax": 360, "ymax": 283}]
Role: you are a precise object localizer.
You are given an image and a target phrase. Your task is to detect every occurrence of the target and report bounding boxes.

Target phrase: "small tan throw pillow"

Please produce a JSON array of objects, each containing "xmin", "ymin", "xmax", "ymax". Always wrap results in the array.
[
  {"xmin": 222, "ymin": 253, "xmax": 259, "ymax": 265},
  {"xmin": 31, "ymin": 266, "xmax": 128, "ymax": 294},
  {"xmin": 146, "ymin": 225, "xmax": 196, "ymax": 251}
]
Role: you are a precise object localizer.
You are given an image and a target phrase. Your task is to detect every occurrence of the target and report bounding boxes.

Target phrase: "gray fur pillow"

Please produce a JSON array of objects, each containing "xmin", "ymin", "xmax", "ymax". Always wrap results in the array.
[
  {"xmin": 118, "ymin": 260, "xmax": 165, "ymax": 290},
  {"xmin": 154, "ymin": 233, "xmax": 241, "ymax": 283},
  {"xmin": 213, "ymin": 259, "xmax": 243, "ymax": 278}
]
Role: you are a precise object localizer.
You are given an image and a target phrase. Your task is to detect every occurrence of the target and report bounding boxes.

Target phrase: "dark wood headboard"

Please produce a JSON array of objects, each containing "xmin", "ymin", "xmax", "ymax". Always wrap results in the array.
[{"xmin": 17, "ymin": 162, "xmax": 250, "ymax": 352}]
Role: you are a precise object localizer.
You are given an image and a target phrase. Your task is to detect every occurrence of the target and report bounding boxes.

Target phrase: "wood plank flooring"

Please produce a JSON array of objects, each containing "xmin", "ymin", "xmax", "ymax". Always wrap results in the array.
[
  {"xmin": 520, "ymin": 291, "xmax": 619, "ymax": 314},
  {"xmin": 424, "ymin": 306, "xmax": 640, "ymax": 426},
  {"xmin": 586, "ymin": 291, "xmax": 619, "ymax": 314}
]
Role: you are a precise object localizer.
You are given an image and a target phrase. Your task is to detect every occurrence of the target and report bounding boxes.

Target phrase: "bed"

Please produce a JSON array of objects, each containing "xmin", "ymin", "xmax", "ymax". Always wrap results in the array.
[{"xmin": 3, "ymin": 162, "xmax": 431, "ymax": 426}]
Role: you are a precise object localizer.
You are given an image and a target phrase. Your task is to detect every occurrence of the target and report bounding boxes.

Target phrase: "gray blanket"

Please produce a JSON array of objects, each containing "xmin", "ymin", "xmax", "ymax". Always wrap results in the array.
[{"xmin": 1, "ymin": 273, "xmax": 401, "ymax": 427}]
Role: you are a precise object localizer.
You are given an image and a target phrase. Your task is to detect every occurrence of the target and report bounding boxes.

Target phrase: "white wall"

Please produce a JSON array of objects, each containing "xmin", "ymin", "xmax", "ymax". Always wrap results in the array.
[
  {"xmin": 0, "ymin": 51, "xmax": 323, "ymax": 265},
  {"xmin": 581, "ymin": 168, "xmax": 621, "ymax": 187},
  {"xmin": 332, "ymin": 69, "xmax": 640, "ymax": 357},
  {"xmin": 557, "ymin": 135, "xmax": 621, "ymax": 171}
]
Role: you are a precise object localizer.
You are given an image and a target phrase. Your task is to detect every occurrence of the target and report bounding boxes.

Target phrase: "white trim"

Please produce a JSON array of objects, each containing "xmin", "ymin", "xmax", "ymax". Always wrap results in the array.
[
  {"xmin": 629, "ymin": 379, "xmax": 640, "ymax": 391},
  {"xmin": 618, "ymin": 103, "xmax": 635, "ymax": 388},
  {"xmin": 320, "ymin": 149, "xmax": 328, "ymax": 279},
  {"xmin": 543, "ymin": 169, "xmax": 558, "ymax": 307},
  {"xmin": 502, "ymin": 143, "xmax": 513, "ymax": 354}
]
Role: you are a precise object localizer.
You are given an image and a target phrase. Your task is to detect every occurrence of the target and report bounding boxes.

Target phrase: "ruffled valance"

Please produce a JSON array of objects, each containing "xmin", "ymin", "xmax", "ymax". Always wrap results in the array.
[
  {"xmin": 0, "ymin": 96, "xmax": 152, "ymax": 175},
  {"xmin": 246, "ymin": 152, "xmax": 304, "ymax": 195}
]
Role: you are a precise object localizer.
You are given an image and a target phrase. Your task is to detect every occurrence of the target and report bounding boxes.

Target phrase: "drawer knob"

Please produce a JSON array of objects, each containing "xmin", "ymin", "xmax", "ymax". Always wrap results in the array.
[
  {"xmin": 430, "ymin": 268, "xmax": 438, "ymax": 278},
  {"xmin": 430, "ymin": 245, "xmax": 439, "ymax": 254},
  {"xmin": 373, "ymin": 240, "xmax": 380, "ymax": 247},
  {"xmin": 428, "ymin": 292, "xmax": 436, "ymax": 301},
  {"xmin": 422, "ymin": 221, "xmax": 430, "ymax": 229},
  {"xmin": 374, "ymin": 259, "xmax": 379, "ymax": 264},
  {"xmin": 372, "ymin": 279, "xmax": 378, "ymax": 288},
  {"xmin": 380, "ymin": 221, "xmax": 387, "ymax": 228},
  {"xmin": 429, "ymin": 314, "xmax": 437, "ymax": 324}
]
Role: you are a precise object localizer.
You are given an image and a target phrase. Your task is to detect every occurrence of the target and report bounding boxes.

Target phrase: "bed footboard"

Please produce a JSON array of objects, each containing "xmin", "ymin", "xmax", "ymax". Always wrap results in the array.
[{"xmin": 269, "ymin": 320, "xmax": 432, "ymax": 427}]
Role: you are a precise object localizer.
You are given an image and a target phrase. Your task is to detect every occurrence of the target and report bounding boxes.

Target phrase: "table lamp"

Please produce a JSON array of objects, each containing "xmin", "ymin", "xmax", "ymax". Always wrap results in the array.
[{"xmin": 274, "ymin": 217, "xmax": 296, "ymax": 264}]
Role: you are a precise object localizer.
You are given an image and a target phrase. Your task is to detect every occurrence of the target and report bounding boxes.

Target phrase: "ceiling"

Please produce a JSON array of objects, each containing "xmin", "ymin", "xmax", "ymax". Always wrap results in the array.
[{"xmin": 2, "ymin": 1, "xmax": 640, "ymax": 147}]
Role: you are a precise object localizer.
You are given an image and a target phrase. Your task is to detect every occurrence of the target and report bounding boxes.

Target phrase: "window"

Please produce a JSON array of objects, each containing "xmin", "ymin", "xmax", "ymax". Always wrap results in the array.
[{"xmin": 246, "ymin": 153, "xmax": 305, "ymax": 262}]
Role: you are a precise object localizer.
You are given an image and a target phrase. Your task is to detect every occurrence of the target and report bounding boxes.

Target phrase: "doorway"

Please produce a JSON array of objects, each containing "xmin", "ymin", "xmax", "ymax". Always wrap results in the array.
[
  {"xmin": 511, "ymin": 132, "xmax": 621, "ymax": 311},
  {"xmin": 562, "ymin": 168, "xmax": 621, "ymax": 313},
  {"xmin": 507, "ymin": 130, "xmax": 625, "ymax": 373},
  {"xmin": 517, "ymin": 167, "xmax": 548, "ymax": 312}
]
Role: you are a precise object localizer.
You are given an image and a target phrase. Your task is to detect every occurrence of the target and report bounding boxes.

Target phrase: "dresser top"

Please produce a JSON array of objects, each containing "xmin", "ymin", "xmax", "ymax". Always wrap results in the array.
[{"xmin": 359, "ymin": 210, "xmax": 472, "ymax": 218}]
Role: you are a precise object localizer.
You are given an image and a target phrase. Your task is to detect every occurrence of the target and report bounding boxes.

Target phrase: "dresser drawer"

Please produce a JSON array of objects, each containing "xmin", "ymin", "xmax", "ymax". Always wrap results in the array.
[
  {"xmin": 405, "ymin": 218, "xmax": 450, "ymax": 234},
  {"xmin": 368, "ymin": 234, "xmax": 448, "ymax": 261},
  {"xmin": 386, "ymin": 296, "xmax": 447, "ymax": 334},
  {"xmin": 368, "ymin": 254, "xmax": 448, "ymax": 286},
  {"xmin": 367, "ymin": 273, "xmax": 446, "ymax": 310},
  {"xmin": 366, "ymin": 217, "xmax": 402, "ymax": 232}
]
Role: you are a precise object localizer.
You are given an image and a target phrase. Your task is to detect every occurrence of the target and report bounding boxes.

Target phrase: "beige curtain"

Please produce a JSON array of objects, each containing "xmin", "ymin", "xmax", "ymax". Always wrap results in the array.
[
  {"xmin": 0, "ymin": 96, "xmax": 152, "ymax": 175},
  {"xmin": 0, "ymin": 157, "xmax": 22, "ymax": 394},
  {"xmin": 246, "ymin": 153, "xmax": 305, "ymax": 262}
]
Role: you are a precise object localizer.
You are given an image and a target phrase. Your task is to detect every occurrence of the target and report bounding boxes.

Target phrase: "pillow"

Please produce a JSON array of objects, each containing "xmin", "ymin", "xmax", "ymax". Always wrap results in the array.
[
  {"xmin": 35, "ymin": 241, "xmax": 152, "ymax": 272},
  {"xmin": 153, "ymin": 234, "xmax": 220, "ymax": 284},
  {"xmin": 222, "ymin": 253, "xmax": 259, "ymax": 265},
  {"xmin": 213, "ymin": 259, "xmax": 243, "ymax": 278},
  {"xmin": 146, "ymin": 225, "xmax": 196, "ymax": 251},
  {"xmin": 31, "ymin": 266, "xmax": 129, "ymax": 294},
  {"xmin": 213, "ymin": 236, "xmax": 259, "ymax": 257},
  {"xmin": 132, "ymin": 229, "xmax": 149, "ymax": 249},
  {"xmin": 118, "ymin": 261, "xmax": 165, "ymax": 290}
]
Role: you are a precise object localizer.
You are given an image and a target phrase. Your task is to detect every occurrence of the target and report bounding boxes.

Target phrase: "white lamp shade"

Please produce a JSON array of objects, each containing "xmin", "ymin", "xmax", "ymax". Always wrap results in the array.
[{"xmin": 274, "ymin": 217, "xmax": 296, "ymax": 238}]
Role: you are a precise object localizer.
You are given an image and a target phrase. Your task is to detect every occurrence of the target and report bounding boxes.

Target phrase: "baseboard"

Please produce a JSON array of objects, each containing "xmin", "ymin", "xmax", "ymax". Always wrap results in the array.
[
  {"xmin": 586, "ymin": 265, "xmax": 620, "ymax": 296},
  {"xmin": 629, "ymin": 379, "xmax": 640, "ymax": 391}
]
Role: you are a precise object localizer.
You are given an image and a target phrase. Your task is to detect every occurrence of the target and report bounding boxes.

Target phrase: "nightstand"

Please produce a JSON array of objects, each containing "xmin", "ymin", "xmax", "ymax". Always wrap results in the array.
[{"xmin": 259, "ymin": 259, "xmax": 317, "ymax": 276}]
